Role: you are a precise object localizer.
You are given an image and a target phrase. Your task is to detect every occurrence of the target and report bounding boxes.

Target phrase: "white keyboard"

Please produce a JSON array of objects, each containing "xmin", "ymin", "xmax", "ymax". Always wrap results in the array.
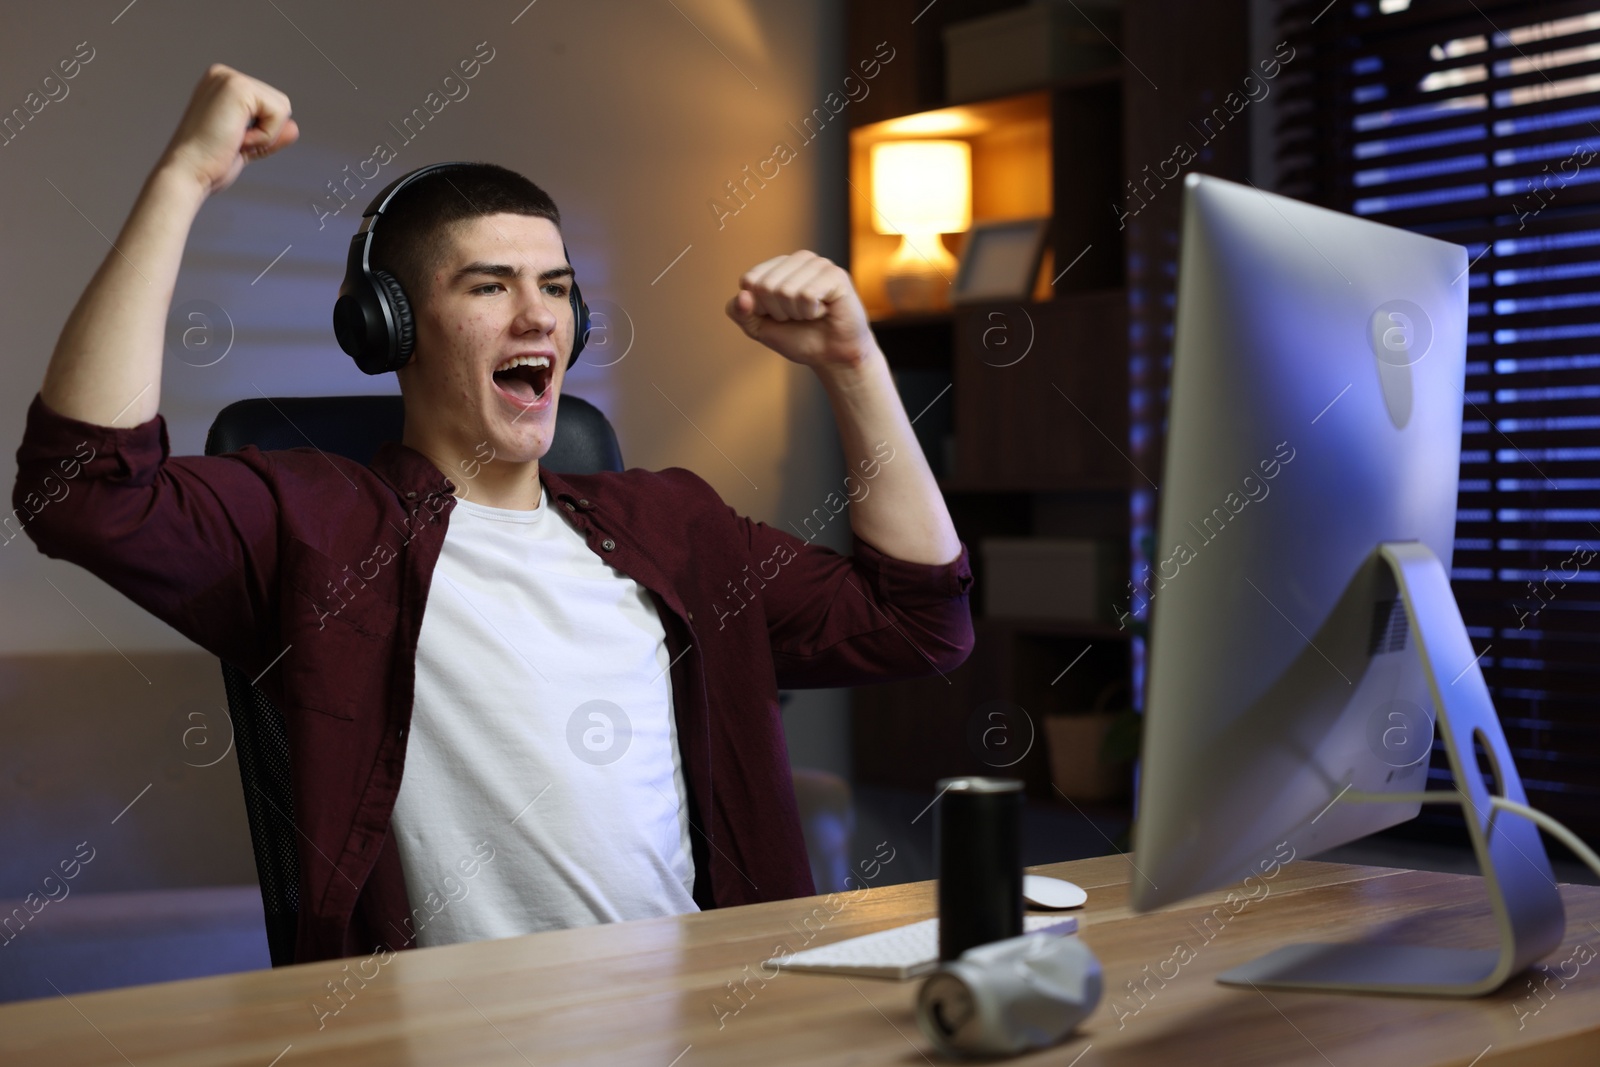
[{"xmin": 766, "ymin": 915, "xmax": 1079, "ymax": 980}]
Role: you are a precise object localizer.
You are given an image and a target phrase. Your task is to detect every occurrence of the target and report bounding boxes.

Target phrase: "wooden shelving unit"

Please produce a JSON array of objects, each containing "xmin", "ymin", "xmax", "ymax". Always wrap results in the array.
[{"xmin": 844, "ymin": 0, "xmax": 1139, "ymax": 806}]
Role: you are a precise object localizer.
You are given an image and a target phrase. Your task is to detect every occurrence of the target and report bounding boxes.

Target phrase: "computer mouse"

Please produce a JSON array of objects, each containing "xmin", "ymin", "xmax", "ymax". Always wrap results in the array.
[{"xmin": 1023, "ymin": 875, "xmax": 1087, "ymax": 909}]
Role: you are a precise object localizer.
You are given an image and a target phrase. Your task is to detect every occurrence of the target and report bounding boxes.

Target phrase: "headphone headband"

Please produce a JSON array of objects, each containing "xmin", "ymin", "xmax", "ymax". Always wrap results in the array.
[
  {"xmin": 332, "ymin": 161, "xmax": 590, "ymax": 376},
  {"xmin": 359, "ymin": 160, "xmax": 479, "ymax": 234}
]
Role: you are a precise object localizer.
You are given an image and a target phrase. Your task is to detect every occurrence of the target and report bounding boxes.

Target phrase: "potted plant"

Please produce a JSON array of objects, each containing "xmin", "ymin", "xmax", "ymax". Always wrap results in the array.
[{"xmin": 1044, "ymin": 678, "xmax": 1136, "ymax": 803}]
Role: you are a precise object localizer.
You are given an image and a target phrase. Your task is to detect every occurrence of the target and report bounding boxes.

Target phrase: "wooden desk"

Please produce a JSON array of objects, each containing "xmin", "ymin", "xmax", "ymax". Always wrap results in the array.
[{"xmin": 3, "ymin": 857, "xmax": 1597, "ymax": 1066}]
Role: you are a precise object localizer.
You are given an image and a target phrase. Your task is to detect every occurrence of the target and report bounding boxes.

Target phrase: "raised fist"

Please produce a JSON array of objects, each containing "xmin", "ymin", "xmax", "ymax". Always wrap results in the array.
[
  {"xmin": 725, "ymin": 250, "xmax": 875, "ymax": 371},
  {"xmin": 158, "ymin": 63, "xmax": 298, "ymax": 196}
]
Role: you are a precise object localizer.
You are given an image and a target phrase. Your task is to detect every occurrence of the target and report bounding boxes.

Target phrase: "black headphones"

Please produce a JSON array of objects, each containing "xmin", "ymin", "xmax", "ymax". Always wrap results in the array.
[{"xmin": 332, "ymin": 161, "xmax": 590, "ymax": 376}]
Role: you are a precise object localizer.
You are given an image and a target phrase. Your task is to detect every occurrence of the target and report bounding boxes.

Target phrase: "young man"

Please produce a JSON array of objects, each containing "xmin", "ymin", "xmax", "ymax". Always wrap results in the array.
[{"xmin": 12, "ymin": 65, "xmax": 973, "ymax": 963}]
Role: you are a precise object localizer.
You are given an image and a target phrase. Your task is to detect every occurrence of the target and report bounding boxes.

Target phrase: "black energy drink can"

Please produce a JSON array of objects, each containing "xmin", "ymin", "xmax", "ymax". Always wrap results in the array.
[{"xmin": 935, "ymin": 776, "xmax": 1024, "ymax": 961}]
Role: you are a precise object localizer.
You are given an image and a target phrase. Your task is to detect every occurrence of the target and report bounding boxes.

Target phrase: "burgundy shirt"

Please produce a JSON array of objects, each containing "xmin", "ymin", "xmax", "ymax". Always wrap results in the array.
[{"xmin": 11, "ymin": 393, "xmax": 974, "ymax": 962}]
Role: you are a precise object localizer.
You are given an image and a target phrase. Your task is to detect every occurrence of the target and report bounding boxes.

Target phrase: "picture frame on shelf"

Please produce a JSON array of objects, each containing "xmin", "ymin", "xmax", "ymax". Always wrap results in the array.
[{"xmin": 950, "ymin": 217, "xmax": 1051, "ymax": 305}]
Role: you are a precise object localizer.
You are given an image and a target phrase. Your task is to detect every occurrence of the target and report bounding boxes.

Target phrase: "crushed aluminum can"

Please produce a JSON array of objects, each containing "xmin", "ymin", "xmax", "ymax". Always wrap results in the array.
[{"xmin": 916, "ymin": 929, "xmax": 1102, "ymax": 1057}]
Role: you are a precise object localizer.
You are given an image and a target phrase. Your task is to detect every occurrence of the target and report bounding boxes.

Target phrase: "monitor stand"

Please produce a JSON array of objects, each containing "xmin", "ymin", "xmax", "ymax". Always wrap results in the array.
[{"xmin": 1217, "ymin": 541, "xmax": 1567, "ymax": 996}]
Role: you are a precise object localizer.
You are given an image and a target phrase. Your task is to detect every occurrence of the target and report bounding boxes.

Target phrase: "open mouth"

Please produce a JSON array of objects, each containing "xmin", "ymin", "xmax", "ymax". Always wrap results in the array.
[{"xmin": 491, "ymin": 355, "xmax": 554, "ymax": 405}]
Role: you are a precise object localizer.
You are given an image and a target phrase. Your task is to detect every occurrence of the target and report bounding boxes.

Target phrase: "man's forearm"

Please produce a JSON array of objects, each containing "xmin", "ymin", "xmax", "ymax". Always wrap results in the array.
[
  {"xmin": 40, "ymin": 162, "xmax": 207, "ymax": 428},
  {"xmin": 815, "ymin": 345, "xmax": 962, "ymax": 566}
]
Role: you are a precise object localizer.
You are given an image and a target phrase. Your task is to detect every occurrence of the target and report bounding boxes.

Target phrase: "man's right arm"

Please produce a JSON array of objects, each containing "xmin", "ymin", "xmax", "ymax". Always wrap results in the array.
[
  {"xmin": 40, "ymin": 64, "xmax": 297, "ymax": 427},
  {"xmin": 13, "ymin": 66, "xmax": 301, "ymax": 676}
]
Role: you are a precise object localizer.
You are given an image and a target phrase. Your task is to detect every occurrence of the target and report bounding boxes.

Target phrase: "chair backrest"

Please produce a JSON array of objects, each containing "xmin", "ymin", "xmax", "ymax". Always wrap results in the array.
[
  {"xmin": 204, "ymin": 392, "xmax": 623, "ymax": 966},
  {"xmin": 204, "ymin": 393, "xmax": 624, "ymax": 473}
]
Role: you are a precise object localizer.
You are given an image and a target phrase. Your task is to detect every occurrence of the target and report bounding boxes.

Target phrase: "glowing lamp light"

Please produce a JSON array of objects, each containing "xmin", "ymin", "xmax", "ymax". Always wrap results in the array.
[{"xmin": 870, "ymin": 139, "xmax": 971, "ymax": 312}]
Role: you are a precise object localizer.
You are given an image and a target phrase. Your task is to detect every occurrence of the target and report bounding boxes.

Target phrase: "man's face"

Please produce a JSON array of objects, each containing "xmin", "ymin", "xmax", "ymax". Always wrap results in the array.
[{"xmin": 398, "ymin": 212, "xmax": 574, "ymax": 469}]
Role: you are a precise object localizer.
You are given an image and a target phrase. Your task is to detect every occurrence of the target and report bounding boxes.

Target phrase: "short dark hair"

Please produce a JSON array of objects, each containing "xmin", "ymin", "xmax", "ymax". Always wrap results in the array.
[{"xmin": 369, "ymin": 162, "xmax": 562, "ymax": 306}]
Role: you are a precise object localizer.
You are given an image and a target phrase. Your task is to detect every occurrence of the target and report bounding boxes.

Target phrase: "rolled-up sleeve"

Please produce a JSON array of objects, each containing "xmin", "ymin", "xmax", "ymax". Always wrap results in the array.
[
  {"xmin": 726, "ymin": 499, "xmax": 976, "ymax": 689},
  {"xmin": 10, "ymin": 392, "xmax": 280, "ymax": 676}
]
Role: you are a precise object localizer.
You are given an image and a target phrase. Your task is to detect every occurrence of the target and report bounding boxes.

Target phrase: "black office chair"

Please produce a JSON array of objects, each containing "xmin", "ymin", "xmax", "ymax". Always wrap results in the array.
[{"xmin": 204, "ymin": 393, "xmax": 623, "ymax": 966}]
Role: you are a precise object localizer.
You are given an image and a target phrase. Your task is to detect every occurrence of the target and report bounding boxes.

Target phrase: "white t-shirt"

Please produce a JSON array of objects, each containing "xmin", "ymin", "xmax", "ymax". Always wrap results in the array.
[{"xmin": 389, "ymin": 483, "xmax": 698, "ymax": 947}]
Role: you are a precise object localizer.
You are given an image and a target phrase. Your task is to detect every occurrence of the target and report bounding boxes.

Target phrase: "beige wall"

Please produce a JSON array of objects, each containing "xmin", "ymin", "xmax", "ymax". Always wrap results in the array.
[
  {"xmin": 0, "ymin": 651, "xmax": 255, "ymax": 897},
  {"xmin": 0, "ymin": 0, "xmax": 855, "ymax": 772}
]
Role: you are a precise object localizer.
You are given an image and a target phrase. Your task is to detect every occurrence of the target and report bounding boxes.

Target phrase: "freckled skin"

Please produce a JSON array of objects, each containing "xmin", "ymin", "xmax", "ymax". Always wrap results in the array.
[{"xmin": 397, "ymin": 214, "xmax": 573, "ymax": 511}]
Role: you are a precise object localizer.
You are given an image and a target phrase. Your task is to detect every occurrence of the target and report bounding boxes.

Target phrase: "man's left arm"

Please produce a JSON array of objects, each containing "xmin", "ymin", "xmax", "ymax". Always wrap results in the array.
[
  {"xmin": 725, "ymin": 250, "xmax": 961, "ymax": 566},
  {"xmin": 725, "ymin": 252, "xmax": 974, "ymax": 686}
]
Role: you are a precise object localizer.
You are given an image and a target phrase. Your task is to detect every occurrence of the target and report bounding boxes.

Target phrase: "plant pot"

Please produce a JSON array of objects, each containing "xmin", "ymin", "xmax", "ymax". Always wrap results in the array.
[{"xmin": 1044, "ymin": 711, "xmax": 1130, "ymax": 803}]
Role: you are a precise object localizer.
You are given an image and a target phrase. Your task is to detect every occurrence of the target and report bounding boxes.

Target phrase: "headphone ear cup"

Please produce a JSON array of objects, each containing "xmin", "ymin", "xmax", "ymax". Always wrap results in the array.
[
  {"xmin": 332, "ymin": 290, "xmax": 370, "ymax": 362},
  {"xmin": 569, "ymin": 280, "xmax": 591, "ymax": 368},
  {"xmin": 372, "ymin": 271, "xmax": 416, "ymax": 373}
]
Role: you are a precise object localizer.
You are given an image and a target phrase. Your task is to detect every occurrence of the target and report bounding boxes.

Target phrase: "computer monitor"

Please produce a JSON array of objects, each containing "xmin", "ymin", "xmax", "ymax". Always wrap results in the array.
[{"xmin": 1129, "ymin": 173, "xmax": 1565, "ymax": 995}]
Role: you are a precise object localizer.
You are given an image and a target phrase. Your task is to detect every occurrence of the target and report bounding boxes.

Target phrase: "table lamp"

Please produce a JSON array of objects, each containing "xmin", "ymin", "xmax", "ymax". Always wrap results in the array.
[{"xmin": 871, "ymin": 139, "xmax": 971, "ymax": 313}]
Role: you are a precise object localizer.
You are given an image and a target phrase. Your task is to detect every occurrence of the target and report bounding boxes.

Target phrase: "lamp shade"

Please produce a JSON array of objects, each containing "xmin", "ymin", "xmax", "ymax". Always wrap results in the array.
[{"xmin": 870, "ymin": 140, "xmax": 972, "ymax": 236}]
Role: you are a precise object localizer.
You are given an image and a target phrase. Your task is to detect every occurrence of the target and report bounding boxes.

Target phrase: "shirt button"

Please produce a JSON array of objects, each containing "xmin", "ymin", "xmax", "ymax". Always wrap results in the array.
[
  {"xmin": 406, "ymin": 491, "xmax": 417, "ymax": 500},
  {"xmin": 687, "ymin": 611, "xmax": 694, "ymax": 621},
  {"xmin": 601, "ymin": 538, "xmax": 616, "ymax": 551},
  {"xmin": 578, "ymin": 498, "xmax": 591, "ymax": 508},
  {"xmin": 563, "ymin": 501, "xmax": 576, "ymax": 511}
]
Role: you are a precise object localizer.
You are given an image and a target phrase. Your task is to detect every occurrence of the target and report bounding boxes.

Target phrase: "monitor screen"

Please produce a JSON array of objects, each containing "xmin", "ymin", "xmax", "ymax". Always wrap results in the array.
[{"xmin": 1131, "ymin": 173, "xmax": 1470, "ymax": 913}]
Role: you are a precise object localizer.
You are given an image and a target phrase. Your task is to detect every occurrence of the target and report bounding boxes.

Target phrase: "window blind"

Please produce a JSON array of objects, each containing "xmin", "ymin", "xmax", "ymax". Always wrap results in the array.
[{"xmin": 1276, "ymin": 0, "xmax": 1600, "ymax": 844}]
